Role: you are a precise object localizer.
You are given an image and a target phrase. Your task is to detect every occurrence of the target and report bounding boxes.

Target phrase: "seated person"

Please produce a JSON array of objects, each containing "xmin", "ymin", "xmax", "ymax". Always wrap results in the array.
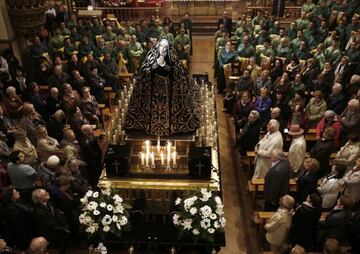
[{"xmin": 80, "ymin": 86, "xmax": 100, "ymax": 125}]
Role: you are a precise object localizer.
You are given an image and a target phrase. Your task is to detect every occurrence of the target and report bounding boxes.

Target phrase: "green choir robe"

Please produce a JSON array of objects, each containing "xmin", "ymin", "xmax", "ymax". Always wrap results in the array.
[
  {"xmin": 290, "ymin": 38, "xmax": 302, "ymax": 51},
  {"xmin": 102, "ymin": 32, "xmax": 117, "ymax": 42},
  {"xmin": 256, "ymin": 46, "xmax": 275, "ymax": 65},
  {"xmin": 294, "ymin": 48, "xmax": 311, "ymax": 60},
  {"xmin": 60, "ymin": 28, "xmax": 71, "ymax": 36},
  {"xmin": 237, "ymin": 44, "xmax": 255, "ymax": 57},
  {"xmin": 287, "ymin": 29, "xmax": 297, "ymax": 41},
  {"xmin": 70, "ymin": 32, "xmax": 81, "ymax": 43},
  {"xmin": 78, "ymin": 41, "xmax": 96, "ymax": 57},
  {"xmin": 313, "ymin": 6, "xmax": 330, "ymax": 19},
  {"xmin": 94, "ymin": 46, "xmax": 111, "ymax": 59},
  {"xmin": 314, "ymin": 52, "xmax": 325, "ymax": 69},
  {"xmin": 91, "ymin": 25, "xmax": 105, "ymax": 36},
  {"xmin": 302, "ymin": 2, "xmax": 316, "ymax": 13},
  {"xmin": 116, "ymin": 34, "xmax": 131, "ymax": 42},
  {"xmin": 276, "ymin": 45, "xmax": 291, "ymax": 58},
  {"xmin": 125, "ymin": 26, "xmax": 136, "ymax": 36},
  {"xmin": 159, "ymin": 32, "xmax": 174, "ymax": 44},
  {"xmin": 126, "ymin": 42, "xmax": 143, "ymax": 72},
  {"xmin": 174, "ymin": 34, "xmax": 191, "ymax": 47},
  {"xmin": 111, "ymin": 46, "xmax": 129, "ymax": 62},
  {"xmin": 49, "ymin": 35, "xmax": 64, "ymax": 56},
  {"xmin": 30, "ymin": 44, "xmax": 48, "ymax": 60},
  {"xmin": 324, "ymin": 46, "xmax": 341, "ymax": 65},
  {"xmin": 295, "ymin": 18, "xmax": 310, "ymax": 31},
  {"xmin": 346, "ymin": 48, "xmax": 360, "ymax": 63},
  {"xmin": 290, "ymin": 81, "xmax": 306, "ymax": 99}
]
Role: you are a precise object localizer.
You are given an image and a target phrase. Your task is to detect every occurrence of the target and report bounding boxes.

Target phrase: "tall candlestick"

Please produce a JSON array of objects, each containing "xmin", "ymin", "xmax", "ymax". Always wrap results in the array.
[
  {"xmin": 172, "ymin": 151, "xmax": 176, "ymax": 165},
  {"xmin": 145, "ymin": 140, "xmax": 150, "ymax": 155},
  {"xmin": 160, "ymin": 152, "xmax": 164, "ymax": 165},
  {"xmin": 140, "ymin": 152, "xmax": 144, "ymax": 165}
]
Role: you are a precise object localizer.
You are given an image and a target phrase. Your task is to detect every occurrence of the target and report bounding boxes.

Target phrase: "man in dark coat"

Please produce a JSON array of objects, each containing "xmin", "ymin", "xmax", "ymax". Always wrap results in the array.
[
  {"xmin": 31, "ymin": 188, "xmax": 70, "ymax": 254},
  {"xmin": 327, "ymin": 83, "xmax": 347, "ymax": 115},
  {"xmin": 349, "ymin": 205, "xmax": 360, "ymax": 252},
  {"xmin": 290, "ymin": 193, "xmax": 322, "ymax": 251},
  {"xmin": 101, "ymin": 53, "xmax": 121, "ymax": 91},
  {"xmin": 218, "ymin": 11, "xmax": 232, "ymax": 34},
  {"xmin": 234, "ymin": 110, "xmax": 262, "ymax": 156},
  {"xmin": 264, "ymin": 149, "xmax": 290, "ymax": 211},
  {"xmin": 80, "ymin": 124, "xmax": 103, "ymax": 188},
  {"xmin": 87, "ymin": 67, "xmax": 106, "ymax": 104},
  {"xmin": 321, "ymin": 195, "xmax": 353, "ymax": 245}
]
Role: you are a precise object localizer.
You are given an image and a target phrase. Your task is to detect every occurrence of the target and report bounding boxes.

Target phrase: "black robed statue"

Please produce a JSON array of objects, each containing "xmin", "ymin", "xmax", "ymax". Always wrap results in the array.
[{"xmin": 125, "ymin": 38, "xmax": 200, "ymax": 136}]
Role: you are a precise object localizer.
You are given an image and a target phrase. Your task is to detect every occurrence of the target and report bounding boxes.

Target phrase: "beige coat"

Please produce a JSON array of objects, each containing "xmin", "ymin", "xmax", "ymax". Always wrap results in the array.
[
  {"xmin": 265, "ymin": 208, "xmax": 293, "ymax": 246},
  {"xmin": 288, "ymin": 135, "xmax": 306, "ymax": 174},
  {"xmin": 253, "ymin": 131, "xmax": 283, "ymax": 179},
  {"xmin": 306, "ymin": 98, "xmax": 327, "ymax": 127},
  {"xmin": 37, "ymin": 136, "xmax": 60, "ymax": 162},
  {"xmin": 335, "ymin": 141, "xmax": 360, "ymax": 172},
  {"xmin": 343, "ymin": 168, "xmax": 360, "ymax": 205}
]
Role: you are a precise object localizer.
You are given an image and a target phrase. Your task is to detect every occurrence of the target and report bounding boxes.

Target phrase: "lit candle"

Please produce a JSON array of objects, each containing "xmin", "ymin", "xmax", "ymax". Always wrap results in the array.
[
  {"xmin": 124, "ymin": 85, "xmax": 127, "ymax": 95},
  {"xmin": 150, "ymin": 152, "xmax": 155, "ymax": 166},
  {"xmin": 115, "ymin": 108, "xmax": 119, "ymax": 117},
  {"xmin": 160, "ymin": 152, "xmax": 164, "ymax": 165},
  {"xmin": 111, "ymin": 119, "xmax": 115, "ymax": 129},
  {"xmin": 140, "ymin": 152, "xmax": 145, "ymax": 165},
  {"xmin": 166, "ymin": 141, "xmax": 171, "ymax": 159},
  {"xmin": 145, "ymin": 153, "xmax": 149, "ymax": 168},
  {"xmin": 145, "ymin": 140, "xmax": 150, "ymax": 155},
  {"xmin": 157, "ymin": 136, "xmax": 160, "ymax": 152},
  {"xmin": 172, "ymin": 151, "xmax": 176, "ymax": 165},
  {"xmin": 112, "ymin": 134, "xmax": 116, "ymax": 144}
]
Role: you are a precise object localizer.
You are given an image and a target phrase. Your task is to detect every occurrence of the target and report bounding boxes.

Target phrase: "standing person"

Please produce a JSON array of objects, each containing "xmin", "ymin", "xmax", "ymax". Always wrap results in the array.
[
  {"xmin": 290, "ymin": 193, "xmax": 322, "ymax": 251},
  {"xmin": 264, "ymin": 149, "xmax": 290, "ymax": 211},
  {"xmin": 295, "ymin": 158, "xmax": 320, "ymax": 204},
  {"xmin": 287, "ymin": 124, "xmax": 306, "ymax": 177},
  {"xmin": 180, "ymin": 13, "xmax": 193, "ymax": 54},
  {"xmin": 342, "ymin": 157, "xmax": 360, "ymax": 208},
  {"xmin": 265, "ymin": 195, "xmax": 295, "ymax": 254},
  {"xmin": 253, "ymin": 119, "xmax": 283, "ymax": 179},
  {"xmin": 218, "ymin": 11, "xmax": 232, "ymax": 34},
  {"xmin": 80, "ymin": 124, "xmax": 103, "ymax": 188},
  {"xmin": 272, "ymin": 0, "xmax": 285, "ymax": 17}
]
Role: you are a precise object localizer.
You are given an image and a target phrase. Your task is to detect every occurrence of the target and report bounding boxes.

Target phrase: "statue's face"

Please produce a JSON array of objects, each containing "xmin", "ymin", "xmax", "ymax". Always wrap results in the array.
[{"xmin": 159, "ymin": 41, "xmax": 168, "ymax": 56}]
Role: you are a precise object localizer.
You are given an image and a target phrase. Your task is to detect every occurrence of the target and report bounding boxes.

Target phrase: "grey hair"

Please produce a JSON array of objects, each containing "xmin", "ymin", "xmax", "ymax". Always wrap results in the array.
[
  {"xmin": 250, "ymin": 110, "xmax": 260, "ymax": 120},
  {"xmin": 32, "ymin": 189, "xmax": 46, "ymax": 204},
  {"xmin": 324, "ymin": 110, "xmax": 335, "ymax": 119},
  {"xmin": 271, "ymin": 148, "xmax": 285, "ymax": 159},
  {"xmin": 269, "ymin": 119, "xmax": 280, "ymax": 131}
]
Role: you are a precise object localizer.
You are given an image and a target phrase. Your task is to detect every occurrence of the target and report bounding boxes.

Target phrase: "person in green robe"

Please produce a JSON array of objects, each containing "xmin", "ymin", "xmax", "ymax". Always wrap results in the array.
[
  {"xmin": 217, "ymin": 41, "xmax": 238, "ymax": 93},
  {"xmin": 112, "ymin": 40, "xmax": 129, "ymax": 63},
  {"xmin": 346, "ymin": 15, "xmax": 360, "ymax": 41},
  {"xmin": 59, "ymin": 22, "xmax": 71, "ymax": 36},
  {"xmin": 78, "ymin": 35, "xmax": 96, "ymax": 58},
  {"xmin": 30, "ymin": 36, "xmax": 49, "ymax": 62},
  {"xmin": 160, "ymin": 26, "xmax": 175, "ymax": 45},
  {"xmin": 269, "ymin": 21, "xmax": 281, "ymax": 35},
  {"xmin": 215, "ymin": 24, "xmax": 226, "ymax": 41},
  {"xmin": 290, "ymin": 30, "xmax": 305, "ymax": 51},
  {"xmin": 313, "ymin": 0, "xmax": 331, "ymax": 20},
  {"xmin": 315, "ymin": 21, "xmax": 329, "ymax": 45},
  {"xmin": 276, "ymin": 38, "xmax": 291, "ymax": 58},
  {"xmin": 216, "ymin": 31, "xmax": 230, "ymax": 54},
  {"xmin": 236, "ymin": 35, "xmax": 255, "ymax": 57},
  {"xmin": 102, "ymin": 26, "xmax": 117, "ymax": 42},
  {"xmin": 69, "ymin": 27, "xmax": 81, "ymax": 44},
  {"xmin": 335, "ymin": 19, "xmax": 348, "ymax": 50},
  {"xmin": 256, "ymin": 38, "xmax": 275, "ymax": 65},
  {"xmin": 290, "ymin": 73, "xmax": 306, "ymax": 99},
  {"xmin": 303, "ymin": 22, "xmax": 317, "ymax": 50},
  {"xmin": 66, "ymin": 13, "xmax": 77, "ymax": 30},
  {"xmin": 174, "ymin": 28, "xmax": 191, "ymax": 54},
  {"xmin": 294, "ymin": 41, "xmax": 311, "ymax": 60},
  {"xmin": 116, "ymin": 27, "xmax": 131, "ymax": 42},
  {"xmin": 125, "ymin": 21, "xmax": 136, "ymax": 36},
  {"xmin": 91, "ymin": 18, "xmax": 105, "ymax": 36},
  {"xmin": 94, "ymin": 38, "xmax": 110, "ymax": 60},
  {"xmin": 302, "ymin": 0, "xmax": 316, "ymax": 14},
  {"xmin": 287, "ymin": 22, "xmax": 298, "ymax": 41},
  {"xmin": 155, "ymin": 19, "xmax": 164, "ymax": 35},
  {"xmin": 346, "ymin": 41, "xmax": 360, "ymax": 63},
  {"xmin": 49, "ymin": 28, "xmax": 64, "ymax": 58},
  {"xmin": 64, "ymin": 38, "xmax": 78, "ymax": 59},
  {"xmin": 295, "ymin": 11, "xmax": 310, "ymax": 31},
  {"xmin": 135, "ymin": 24, "xmax": 147, "ymax": 46},
  {"xmin": 126, "ymin": 35, "xmax": 144, "ymax": 73},
  {"xmin": 324, "ymin": 39, "xmax": 341, "ymax": 65},
  {"xmin": 314, "ymin": 43, "xmax": 325, "ymax": 69}
]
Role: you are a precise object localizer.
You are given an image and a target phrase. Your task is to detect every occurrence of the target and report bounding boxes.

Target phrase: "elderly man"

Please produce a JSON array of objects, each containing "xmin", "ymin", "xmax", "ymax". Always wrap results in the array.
[
  {"xmin": 327, "ymin": 83, "xmax": 347, "ymax": 115},
  {"xmin": 27, "ymin": 237, "xmax": 49, "ymax": 254},
  {"xmin": 263, "ymin": 149, "xmax": 290, "ymax": 211},
  {"xmin": 340, "ymin": 99, "xmax": 360, "ymax": 139},
  {"xmin": 234, "ymin": 110, "xmax": 262, "ymax": 156},
  {"xmin": 253, "ymin": 119, "xmax": 283, "ymax": 179},
  {"xmin": 288, "ymin": 124, "xmax": 306, "ymax": 177}
]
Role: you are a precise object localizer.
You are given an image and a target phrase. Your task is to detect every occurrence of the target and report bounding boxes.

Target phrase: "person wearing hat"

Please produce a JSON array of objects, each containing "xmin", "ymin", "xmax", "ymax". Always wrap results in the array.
[
  {"xmin": 36, "ymin": 155, "xmax": 61, "ymax": 190},
  {"xmin": 265, "ymin": 194, "xmax": 295, "ymax": 254},
  {"xmin": 288, "ymin": 124, "xmax": 306, "ymax": 177}
]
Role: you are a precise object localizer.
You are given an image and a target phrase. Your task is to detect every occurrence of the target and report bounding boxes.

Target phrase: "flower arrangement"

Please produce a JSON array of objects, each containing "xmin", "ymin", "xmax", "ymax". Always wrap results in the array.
[
  {"xmin": 103, "ymin": 0, "xmax": 127, "ymax": 7},
  {"xmin": 172, "ymin": 188, "xmax": 226, "ymax": 243},
  {"xmin": 79, "ymin": 186, "xmax": 131, "ymax": 240}
]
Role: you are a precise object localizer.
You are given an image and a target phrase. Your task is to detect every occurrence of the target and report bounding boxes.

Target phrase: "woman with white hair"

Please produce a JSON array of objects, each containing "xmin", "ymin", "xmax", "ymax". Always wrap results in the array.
[
  {"xmin": 316, "ymin": 110, "xmax": 342, "ymax": 147},
  {"xmin": 3, "ymin": 86, "xmax": 23, "ymax": 119}
]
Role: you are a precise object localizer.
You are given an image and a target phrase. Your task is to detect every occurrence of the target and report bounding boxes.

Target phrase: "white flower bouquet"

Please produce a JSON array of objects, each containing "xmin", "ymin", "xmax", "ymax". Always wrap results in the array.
[
  {"xmin": 172, "ymin": 188, "xmax": 226, "ymax": 242},
  {"xmin": 103, "ymin": 0, "xmax": 125, "ymax": 6},
  {"xmin": 79, "ymin": 186, "xmax": 131, "ymax": 240}
]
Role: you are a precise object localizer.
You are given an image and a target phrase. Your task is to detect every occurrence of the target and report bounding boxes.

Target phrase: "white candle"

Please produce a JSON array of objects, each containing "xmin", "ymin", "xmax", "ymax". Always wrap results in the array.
[
  {"xmin": 111, "ymin": 119, "xmax": 115, "ymax": 129},
  {"xmin": 150, "ymin": 152, "xmax": 155, "ymax": 166},
  {"xmin": 145, "ymin": 153, "xmax": 149, "ymax": 167},
  {"xmin": 160, "ymin": 152, "xmax": 164, "ymax": 165},
  {"xmin": 157, "ymin": 136, "xmax": 160, "ymax": 152},
  {"xmin": 121, "ymin": 91, "xmax": 124, "ymax": 100},
  {"xmin": 172, "ymin": 151, "xmax": 176, "ymax": 165},
  {"xmin": 124, "ymin": 85, "xmax": 127, "ymax": 95},
  {"xmin": 115, "ymin": 108, "xmax": 119, "ymax": 117},
  {"xmin": 145, "ymin": 140, "xmax": 150, "ymax": 155},
  {"xmin": 112, "ymin": 134, "xmax": 116, "ymax": 144},
  {"xmin": 140, "ymin": 152, "xmax": 144, "ymax": 165}
]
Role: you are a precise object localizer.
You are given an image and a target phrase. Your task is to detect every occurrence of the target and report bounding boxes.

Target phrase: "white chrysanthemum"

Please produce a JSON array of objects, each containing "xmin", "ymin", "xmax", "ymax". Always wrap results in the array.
[
  {"xmin": 214, "ymin": 221, "xmax": 221, "ymax": 229},
  {"xmin": 99, "ymin": 202, "xmax": 106, "ymax": 208},
  {"xmin": 113, "ymin": 194, "xmax": 123, "ymax": 204},
  {"xmin": 192, "ymin": 229, "xmax": 200, "ymax": 235},
  {"xmin": 219, "ymin": 217, "xmax": 226, "ymax": 227},
  {"xmin": 200, "ymin": 189, "xmax": 212, "ymax": 202},
  {"xmin": 200, "ymin": 205, "xmax": 212, "ymax": 218},
  {"xmin": 215, "ymin": 204, "xmax": 224, "ymax": 216},
  {"xmin": 175, "ymin": 198, "xmax": 182, "ymax": 205},
  {"xmin": 79, "ymin": 213, "xmax": 91, "ymax": 224},
  {"xmin": 200, "ymin": 218, "xmax": 211, "ymax": 229},
  {"xmin": 116, "ymin": 223, "xmax": 122, "ymax": 230},
  {"xmin": 103, "ymin": 225, "xmax": 110, "ymax": 232},
  {"xmin": 107, "ymin": 204, "xmax": 113, "ymax": 211},
  {"xmin": 92, "ymin": 192, "xmax": 99, "ymax": 198},
  {"xmin": 173, "ymin": 214, "xmax": 180, "ymax": 225},
  {"xmin": 182, "ymin": 218, "xmax": 193, "ymax": 230},
  {"xmin": 101, "ymin": 188, "xmax": 111, "ymax": 196},
  {"xmin": 214, "ymin": 196, "xmax": 222, "ymax": 205},
  {"xmin": 113, "ymin": 204, "xmax": 124, "ymax": 214},
  {"xmin": 86, "ymin": 190, "xmax": 93, "ymax": 197},
  {"xmin": 210, "ymin": 213, "xmax": 217, "ymax": 220},
  {"xmin": 80, "ymin": 197, "xmax": 88, "ymax": 205},
  {"xmin": 112, "ymin": 215, "xmax": 119, "ymax": 222},
  {"xmin": 208, "ymin": 228, "xmax": 215, "ymax": 234},
  {"xmin": 85, "ymin": 226, "xmax": 96, "ymax": 234},
  {"xmin": 87, "ymin": 201, "xmax": 98, "ymax": 211},
  {"xmin": 101, "ymin": 215, "xmax": 112, "ymax": 225},
  {"xmin": 189, "ymin": 207, "xmax": 197, "ymax": 215},
  {"xmin": 120, "ymin": 216, "xmax": 128, "ymax": 226},
  {"xmin": 93, "ymin": 210, "xmax": 100, "ymax": 216}
]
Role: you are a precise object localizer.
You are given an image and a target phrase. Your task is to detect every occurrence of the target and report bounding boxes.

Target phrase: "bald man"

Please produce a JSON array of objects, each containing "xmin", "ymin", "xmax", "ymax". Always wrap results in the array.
[
  {"xmin": 253, "ymin": 119, "xmax": 284, "ymax": 179},
  {"xmin": 27, "ymin": 237, "xmax": 49, "ymax": 254}
]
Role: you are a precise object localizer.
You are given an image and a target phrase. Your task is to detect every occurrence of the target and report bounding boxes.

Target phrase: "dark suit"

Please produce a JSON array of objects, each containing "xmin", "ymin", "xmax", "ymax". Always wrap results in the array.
[
  {"xmin": 235, "ymin": 119, "xmax": 261, "ymax": 155},
  {"xmin": 309, "ymin": 139, "xmax": 336, "ymax": 178},
  {"xmin": 296, "ymin": 171, "xmax": 318, "ymax": 204},
  {"xmin": 218, "ymin": 17, "xmax": 232, "ymax": 34},
  {"xmin": 80, "ymin": 136, "xmax": 103, "ymax": 188},
  {"xmin": 327, "ymin": 93, "xmax": 347, "ymax": 115},
  {"xmin": 264, "ymin": 158, "xmax": 290, "ymax": 211},
  {"xmin": 322, "ymin": 208, "xmax": 351, "ymax": 244}
]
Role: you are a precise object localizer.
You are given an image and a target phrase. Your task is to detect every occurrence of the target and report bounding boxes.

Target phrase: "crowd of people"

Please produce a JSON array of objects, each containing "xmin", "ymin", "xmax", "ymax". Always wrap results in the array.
[
  {"xmin": 0, "ymin": 1, "xmax": 195, "ymax": 253},
  {"xmin": 215, "ymin": 0, "xmax": 360, "ymax": 253}
]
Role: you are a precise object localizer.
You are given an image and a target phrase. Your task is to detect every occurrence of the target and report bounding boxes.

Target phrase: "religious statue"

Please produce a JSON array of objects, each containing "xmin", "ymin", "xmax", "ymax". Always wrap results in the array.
[{"xmin": 125, "ymin": 38, "xmax": 200, "ymax": 136}]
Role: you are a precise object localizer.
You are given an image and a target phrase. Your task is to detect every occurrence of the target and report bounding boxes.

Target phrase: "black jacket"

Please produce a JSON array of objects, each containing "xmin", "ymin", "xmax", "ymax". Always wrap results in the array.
[
  {"xmin": 80, "ymin": 136, "xmax": 103, "ymax": 187},
  {"xmin": 218, "ymin": 17, "xmax": 232, "ymax": 34},
  {"xmin": 309, "ymin": 139, "xmax": 336, "ymax": 178},
  {"xmin": 264, "ymin": 158, "xmax": 290, "ymax": 205},
  {"xmin": 296, "ymin": 170, "xmax": 318, "ymax": 204},
  {"xmin": 236, "ymin": 119, "xmax": 262, "ymax": 155},
  {"xmin": 290, "ymin": 202, "xmax": 322, "ymax": 250},
  {"xmin": 322, "ymin": 208, "xmax": 351, "ymax": 244},
  {"xmin": 327, "ymin": 93, "xmax": 347, "ymax": 116}
]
